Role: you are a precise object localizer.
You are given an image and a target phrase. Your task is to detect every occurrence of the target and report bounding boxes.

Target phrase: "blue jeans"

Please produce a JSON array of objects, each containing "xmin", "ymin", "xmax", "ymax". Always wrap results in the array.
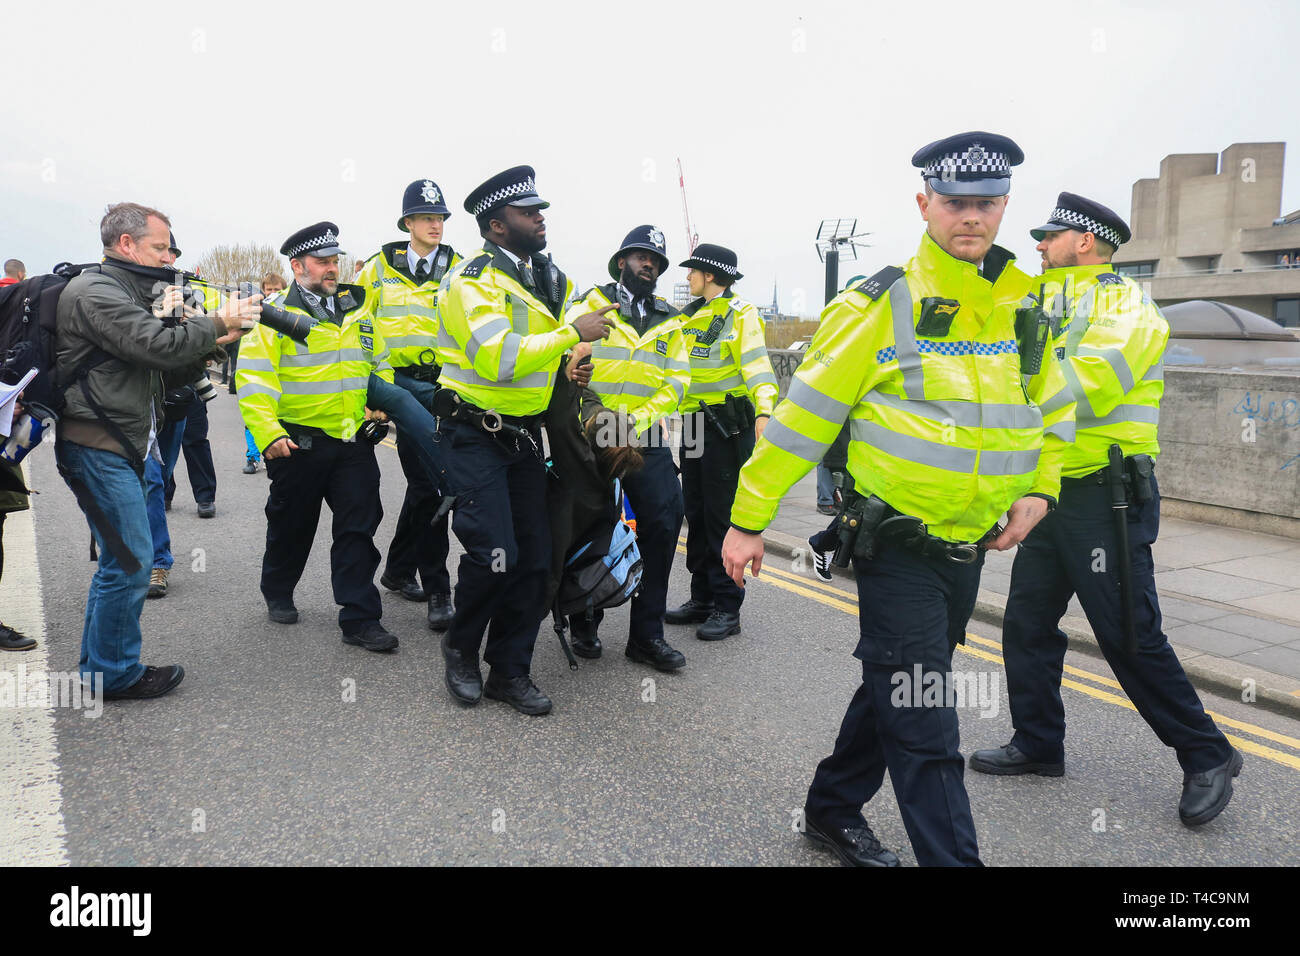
[
  {"xmin": 816, "ymin": 463, "xmax": 835, "ymax": 507},
  {"xmin": 57, "ymin": 440, "xmax": 152, "ymax": 693},
  {"xmin": 244, "ymin": 428, "xmax": 261, "ymax": 462},
  {"xmin": 146, "ymin": 418, "xmax": 187, "ymax": 570},
  {"xmin": 367, "ymin": 372, "xmax": 451, "ymax": 493}
]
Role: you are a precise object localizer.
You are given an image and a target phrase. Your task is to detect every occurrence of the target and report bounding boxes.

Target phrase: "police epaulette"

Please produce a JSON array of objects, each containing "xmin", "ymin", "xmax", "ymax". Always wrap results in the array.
[
  {"xmin": 851, "ymin": 265, "xmax": 905, "ymax": 300},
  {"xmin": 576, "ymin": 286, "xmax": 597, "ymax": 302},
  {"xmin": 460, "ymin": 253, "xmax": 491, "ymax": 279},
  {"xmin": 1095, "ymin": 272, "xmax": 1125, "ymax": 285}
]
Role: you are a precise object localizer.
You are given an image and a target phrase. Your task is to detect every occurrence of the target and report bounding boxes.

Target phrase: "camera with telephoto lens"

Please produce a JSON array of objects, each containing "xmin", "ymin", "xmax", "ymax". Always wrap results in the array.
[
  {"xmin": 238, "ymin": 281, "xmax": 315, "ymax": 343},
  {"xmin": 192, "ymin": 374, "xmax": 218, "ymax": 403}
]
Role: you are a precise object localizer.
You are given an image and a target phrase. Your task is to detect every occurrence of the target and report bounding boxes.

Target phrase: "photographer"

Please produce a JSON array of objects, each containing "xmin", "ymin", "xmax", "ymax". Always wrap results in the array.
[{"xmin": 55, "ymin": 202, "xmax": 260, "ymax": 701}]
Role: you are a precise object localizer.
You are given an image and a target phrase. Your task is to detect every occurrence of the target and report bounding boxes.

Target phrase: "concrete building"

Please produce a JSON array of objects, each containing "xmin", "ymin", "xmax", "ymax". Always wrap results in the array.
[
  {"xmin": 672, "ymin": 281, "xmax": 691, "ymax": 310},
  {"xmin": 1113, "ymin": 142, "xmax": 1300, "ymax": 327}
]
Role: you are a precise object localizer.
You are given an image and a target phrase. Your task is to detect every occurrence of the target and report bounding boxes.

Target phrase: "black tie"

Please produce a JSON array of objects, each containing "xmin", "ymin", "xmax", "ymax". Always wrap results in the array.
[
  {"xmin": 518, "ymin": 259, "xmax": 535, "ymax": 290},
  {"xmin": 415, "ymin": 259, "xmax": 429, "ymax": 281}
]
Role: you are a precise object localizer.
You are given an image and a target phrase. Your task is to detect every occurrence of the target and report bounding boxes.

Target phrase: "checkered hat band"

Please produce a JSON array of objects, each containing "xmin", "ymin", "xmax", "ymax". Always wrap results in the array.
[
  {"xmin": 287, "ymin": 233, "xmax": 337, "ymax": 257},
  {"xmin": 1050, "ymin": 208, "xmax": 1121, "ymax": 246},
  {"xmin": 471, "ymin": 179, "xmax": 537, "ymax": 217},
  {"xmin": 924, "ymin": 150, "xmax": 1010, "ymax": 177},
  {"xmin": 691, "ymin": 256, "xmax": 737, "ymax": 276}
]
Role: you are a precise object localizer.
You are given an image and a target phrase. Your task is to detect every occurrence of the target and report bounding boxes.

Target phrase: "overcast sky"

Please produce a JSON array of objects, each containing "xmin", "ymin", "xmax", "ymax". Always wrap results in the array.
[{"xmin": 2, "ymin": 0, "xmax": 1296, "ymax": 315}]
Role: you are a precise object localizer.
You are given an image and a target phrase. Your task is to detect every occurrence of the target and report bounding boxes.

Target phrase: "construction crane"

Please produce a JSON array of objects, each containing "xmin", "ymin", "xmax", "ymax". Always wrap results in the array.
[{"xmin": 677, "ymin": 157, "xmax": 698, "ymax": 254}]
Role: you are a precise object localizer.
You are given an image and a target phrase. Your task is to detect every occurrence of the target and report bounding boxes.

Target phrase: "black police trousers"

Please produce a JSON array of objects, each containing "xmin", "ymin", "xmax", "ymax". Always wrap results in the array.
[
  {"xmin": 679, "ymin": 412, "xmax": 754, "ymax": 615},
  {"xmin": 1002, "ymin": 475, "xmax": 1231, "ymax": 774},
  {"xmin": 383, "ymin": 370, "xmax": 451, "ymax": 597},
  {"xmin": 805, "ymin": 545, "xmax": 983, "ymax": 867},
  {"xmin": 260, "ymin": 430, "xmax": 383, "ymax": 633},
  {"xmin": 569, "ymin": 443, "xmax": 684, "ymax": 645},
  {"xmin": 166, "ymin": 398, "xmax": 216, "ymax": 506},
  {"xmin": 440, "ymin": 419, "xmax": 549, "ymax": 678}
]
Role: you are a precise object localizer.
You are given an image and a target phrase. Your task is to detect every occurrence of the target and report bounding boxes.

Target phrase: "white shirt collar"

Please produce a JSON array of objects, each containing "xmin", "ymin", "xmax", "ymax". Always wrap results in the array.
[{"xmin": 406, "ymin": 244, "xmax": 440, "ymax": 276}]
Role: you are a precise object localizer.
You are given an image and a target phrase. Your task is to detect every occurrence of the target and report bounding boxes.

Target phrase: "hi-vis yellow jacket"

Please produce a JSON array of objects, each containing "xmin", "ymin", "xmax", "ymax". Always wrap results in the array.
[
  {"xmin": 679, "ymin": 290, "xmax": 777, "ymax": 416},
  {"xmin": 236, "ymin": 282, "xmax": 394, "ymax": 452},
  {"xmin": 732, "ymin": 233, "xmax": 1076, "ymax": 543},
  {"xmin": 355, "ymin": 241, "xmax": 461, "ymax": 369},
  {"xmin": 434, "ymin": 241, "xmax": 579, "ymax": 417},
  {"xmin": 564, "ymin": 283, "xmax": 689, "ymax": 434},
  {"xmin": 1031, "ymin": 264, "xmax": 1166, "ymax": 476}
]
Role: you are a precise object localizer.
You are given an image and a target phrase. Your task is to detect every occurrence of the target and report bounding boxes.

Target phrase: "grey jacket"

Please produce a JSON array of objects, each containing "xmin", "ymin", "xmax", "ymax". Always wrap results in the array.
[{"xmin": 54, "ymin": 257, "xmax": 222, "ymax": 464}]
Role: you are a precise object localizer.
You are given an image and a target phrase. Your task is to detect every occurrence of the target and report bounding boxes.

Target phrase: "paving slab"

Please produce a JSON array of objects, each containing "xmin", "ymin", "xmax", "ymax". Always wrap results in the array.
[
  {"xmin": 1191, "ymin": 612, "xmax": 1300, "ymax": 645},
  {"xmin": 1161, "ymin": 624, "xmax": 1269, "ymax": 658},
  {"xmin": 1237, "ymin": 644, "xmax": 1300, "ymax": 681},
  {"xmin": 1227, "ymin": 590, "xmax": 1300, "ymax": 622},
  {"xmin": 1156, "ymin": 567, "xmax": 1290, "ymax": 602}
]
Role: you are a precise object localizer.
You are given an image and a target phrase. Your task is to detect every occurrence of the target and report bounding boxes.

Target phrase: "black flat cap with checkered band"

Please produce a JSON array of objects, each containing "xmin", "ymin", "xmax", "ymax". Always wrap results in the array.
[
  {"xmin": 679, "ymin": 242, "xmax": 743, "ymax": 282},
  {"xmin": 912, "ymin": 131, "xmax": 1024, "ymax": 197},
  {"xmin": 1030, "ymin": 191, "xmax": 1131, "ymax": 247},
  {"xmin": 280, "ymin": 221, "xmax": 343, "ymax": 259},
  {"xmin": 463, "ymin": 165, "xmax": 550, "ymax": 219}
]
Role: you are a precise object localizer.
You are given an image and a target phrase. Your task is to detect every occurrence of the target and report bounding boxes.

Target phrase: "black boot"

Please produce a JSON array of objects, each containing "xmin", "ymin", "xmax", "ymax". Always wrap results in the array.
[
  {"xmin": 626, "ymin": 635, "xmax": 685, "ymax": 672},
  {"xmin": 664, "ymin": 598, "xmax": 714, "ymax": 625},
  {"xmin": 696, "ymin": 610, "xmax": 740, "ymax": 641}
]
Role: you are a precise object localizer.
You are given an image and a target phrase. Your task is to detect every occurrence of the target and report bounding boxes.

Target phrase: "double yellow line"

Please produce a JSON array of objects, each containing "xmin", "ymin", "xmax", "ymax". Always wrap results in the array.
[{"xmin": 676, "ymin": 541, "xmax": 1300, "ymax": 772}]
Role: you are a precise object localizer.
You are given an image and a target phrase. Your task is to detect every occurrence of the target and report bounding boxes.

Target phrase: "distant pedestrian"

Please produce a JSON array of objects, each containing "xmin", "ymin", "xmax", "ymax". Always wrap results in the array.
[
  {"xmin": 0, "ymin": 456, "xmax": 37, "ymax": 650},
  {"xmin": 0, "ymin": 259, "xmax": 25, "ymax": 287}
]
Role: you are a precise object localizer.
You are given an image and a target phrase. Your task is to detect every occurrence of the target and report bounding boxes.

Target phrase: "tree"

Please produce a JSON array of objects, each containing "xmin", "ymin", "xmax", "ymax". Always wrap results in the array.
[{"xmin": 192, "ymin": 243, "xmax": 286, "ymax": 288}]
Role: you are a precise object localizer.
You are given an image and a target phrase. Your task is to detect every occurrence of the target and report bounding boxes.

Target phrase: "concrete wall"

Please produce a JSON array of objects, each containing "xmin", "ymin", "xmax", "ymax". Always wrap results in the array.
[{"xmin": 1158, "ymin": 367, "xmax": 1300, "ymax": 523}]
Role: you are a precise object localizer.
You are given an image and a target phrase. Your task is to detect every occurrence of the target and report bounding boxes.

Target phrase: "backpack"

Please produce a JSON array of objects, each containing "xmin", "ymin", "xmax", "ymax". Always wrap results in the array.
[
  {"xmin": 551, "ymin": 480, "xmax": 645, "ymax": 666},
  {"xmin": 0, "ymin": 263, "xmax": 149, "ymax": 574},
  {"xmin": 0, "ymin": 267, "xmax": 74, "ymax": 412}
]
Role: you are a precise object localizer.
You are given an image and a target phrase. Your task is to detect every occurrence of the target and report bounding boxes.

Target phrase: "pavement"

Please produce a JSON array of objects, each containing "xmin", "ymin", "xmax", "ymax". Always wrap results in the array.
[{"xmin": 764, "ymin": 472, "xmax": 1300, "ymax": 717}]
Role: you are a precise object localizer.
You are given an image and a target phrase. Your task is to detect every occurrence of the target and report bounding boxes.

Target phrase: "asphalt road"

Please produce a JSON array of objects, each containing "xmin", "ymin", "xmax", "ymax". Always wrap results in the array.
[{"xmin": 14, "ymin": 386, "xmax": 1300, "ymax": 866}]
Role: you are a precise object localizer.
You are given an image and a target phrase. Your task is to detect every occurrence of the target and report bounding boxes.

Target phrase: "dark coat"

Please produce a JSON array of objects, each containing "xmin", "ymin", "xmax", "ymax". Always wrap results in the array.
[
  {"xmin": 541, "ymin": 360, "xmax": 620, "ymax": 613},
  {"xmin": 54, "ymin": 258, "xmax": 222, "ymax": 463}
]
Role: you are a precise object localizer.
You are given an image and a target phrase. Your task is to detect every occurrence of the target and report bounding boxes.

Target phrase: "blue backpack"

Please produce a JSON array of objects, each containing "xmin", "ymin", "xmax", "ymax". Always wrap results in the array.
[{"xmin": 556, "ymin": 480, "xmax": 644, "ymax": 619}]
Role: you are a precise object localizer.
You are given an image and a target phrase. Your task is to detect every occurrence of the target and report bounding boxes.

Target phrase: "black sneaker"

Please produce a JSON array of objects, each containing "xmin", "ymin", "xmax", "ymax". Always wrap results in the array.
[
  {"xmin": 664, "ymin": 598, "xmax": 714, "ymax": 625},
  {"xmin": 0, "ymin": 622, "xmax": 37, "ymax": 652},
  {"xmin": 103, "ymin": 665, "xmax": 185, "ymax": 701},
  {"xmin": 803, "ymin": 812, "xmax": 900, "ymax": 867},
  {"xmin": 197, "ymin": 501, "xmax": 216, "ymax": 518},
  {"xmin": 809, "ymin": 536, "xmax": 834, "ymax": 583},
  {"xmin": 342, "ymin": 622, "xmax": 399, "ymax": 653}
]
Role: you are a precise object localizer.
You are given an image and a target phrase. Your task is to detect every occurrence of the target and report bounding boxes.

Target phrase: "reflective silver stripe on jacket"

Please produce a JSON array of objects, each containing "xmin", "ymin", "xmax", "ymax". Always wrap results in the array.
[
  {"xmin": 863, "ymin": 389, "xmax": 1043, "ymax": 430},
  {"xmin": 763, "ymin": 417, "xmax": 833, "ymax": 463},
  {"xmin": 439, "ymin": 362, "xmax": 550, "ymax": 391},
  {"xmin": 787, "ymin": 377, "xmax": 851, "ymax": 423},
  {"xmin": 1077, "ymin": 404, "xmax": 1160, "ymax": 429},
  {"xmin": 384, "ymin": 334, "xmax": 438, "ymax": 350},
  {"xmin": 281, "ymin": 348, "xmax": 373, "ymax": 368},
  {"xmin": 280, "ymin": 377, "xmax": 370, "ymax": 395},
  {"xmin": 1075, "ymin": 345, "xmax": 1135, "ymax": 393},
  {"xmin": 887, "ymin": 277, "xmax": 923, "ymax": 399},
  {"xmin": 237, "ymin": 383, "xmax": 281, "ymax": 400}
]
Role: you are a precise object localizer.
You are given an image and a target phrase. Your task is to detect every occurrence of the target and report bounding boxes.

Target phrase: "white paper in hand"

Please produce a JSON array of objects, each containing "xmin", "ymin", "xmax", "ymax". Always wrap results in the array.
[{"xmin": 0, "ymin": 367, "xmax": 39, "ymax": 438}]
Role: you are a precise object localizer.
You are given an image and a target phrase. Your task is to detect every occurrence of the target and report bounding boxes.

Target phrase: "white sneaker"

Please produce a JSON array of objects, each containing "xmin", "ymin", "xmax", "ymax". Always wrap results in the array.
[{"xmin": 809, "ymin": 537, "xmax": 834, "ymax": 582}]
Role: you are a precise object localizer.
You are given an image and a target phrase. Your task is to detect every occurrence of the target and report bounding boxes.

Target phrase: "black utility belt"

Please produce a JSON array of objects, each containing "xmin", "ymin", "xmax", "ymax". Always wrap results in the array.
[
  {"xmin": 694, "ymin": 394, "xmax": 755, "ymax": 441},
  {"xmin": 395, "ymin": 364, "xmax": 440, "ymax": 384},
  {"xmin": 1062, "ymin": 453, "xmax": 1155, "ymax": 504},
  {"xmin": 277, "ymin": 421, "xmax": 384, "ymax": 450},
  {"xmin": 830, "ymin": 493, "xmax": 999, "ymax": 568},
  {"xmin": 431, "ymin": 389, "xmax": 541, "ymax": 434}
]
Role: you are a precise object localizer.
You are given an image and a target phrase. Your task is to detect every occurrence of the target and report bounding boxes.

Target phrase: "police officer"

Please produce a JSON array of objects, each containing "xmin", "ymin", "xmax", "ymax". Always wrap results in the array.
[
  {"xmin": 357, "ymin": 179, "xmax": 462, "ymax": 632},
  {"xmin": 564, "ymin": 225, "xmax": 690, "ymax": 671},
  {"xmin": 722, "ymin": 132, "xmax": 1076, "ymax": 866},
  {"xmin": 664, "ymin": 244, "xmax": 776, "ymax": 641},
  {"xmin": 237, "ymin": 221, "xmax": 400, "ymax": 653},
  {"xmin": 970, "ymin": 192, "xmax": 1242, "ymax": 825},
  {"xmin": 435, "ymin": 166, "xmax": 616, "ymax": 715}
]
